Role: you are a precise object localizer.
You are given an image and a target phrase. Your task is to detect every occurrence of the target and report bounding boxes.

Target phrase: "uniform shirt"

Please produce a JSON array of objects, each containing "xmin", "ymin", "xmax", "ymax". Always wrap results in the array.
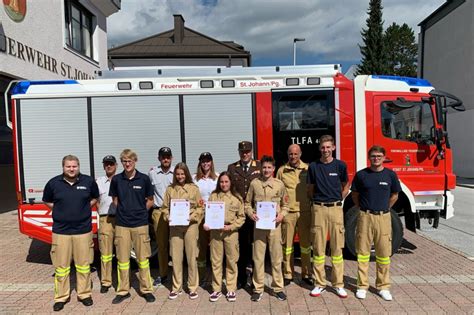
[
  {"xmin": 307, "ymin": 159, "xmax": 348, "ymax": 203},
  {"xmin": 193, "ymin": 173, "xmax": 219, "ymax": 202},
  {"xmin": 351, "ymin": 167, "xmax": 401, "ymax": 211},
  {"xmin": 96, "ymin": 175, "xmax": 116, "ymax": 216},
  {"xmin": 276, "ymin": 161, "xmax": 310, "ymax": 212},
  {"xmin": 42, "ymin": 174, "xmax": 99, "ymax": 235},
  {"xmin": 227, "ymin": 160, "xmax": 261, "ymax": 200},
  {"xmin": 109, "ymin": 170, "xmax": 153, "ymax": 228},
  {"xmin": 208, "ymin": 191, "xmax": 245, "ymax": 231},
  {"xmin": 244, "ymin": 177, "xmax": 289, "ymax": 218},
  {"xmin": 148, "ymin": 165, "xmax": 174, "ymax": 208},
  {"xmin": 162, "ymin": 183, "xmax": 203, "ymax": 224}
]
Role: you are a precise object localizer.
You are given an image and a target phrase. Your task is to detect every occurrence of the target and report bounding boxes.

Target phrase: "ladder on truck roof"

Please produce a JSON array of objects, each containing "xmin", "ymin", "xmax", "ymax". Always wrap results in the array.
[{"xmin": 96, "ymin": 64, "xmax": 342, "ymax": 79}]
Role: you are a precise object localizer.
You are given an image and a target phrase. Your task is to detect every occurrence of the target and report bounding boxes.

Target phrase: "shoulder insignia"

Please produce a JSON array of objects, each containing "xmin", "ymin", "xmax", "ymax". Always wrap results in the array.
[
  {"xmin": 284, "ymin": 195, "xmax": 289, "ymax": 203},
  {"xmin": 198, "ymin": 199, "xmax": 204, "ymax": 207}
]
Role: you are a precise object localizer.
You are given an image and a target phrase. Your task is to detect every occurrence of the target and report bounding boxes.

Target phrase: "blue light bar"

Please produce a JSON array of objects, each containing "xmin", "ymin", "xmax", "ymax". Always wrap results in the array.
[
  {"xmin": 11, "ymin": 80, "xmax": 78, "ymax": 95},
  {"xmin": 372, "ymin": 75, "xmax": 432, "ymax": 87}
]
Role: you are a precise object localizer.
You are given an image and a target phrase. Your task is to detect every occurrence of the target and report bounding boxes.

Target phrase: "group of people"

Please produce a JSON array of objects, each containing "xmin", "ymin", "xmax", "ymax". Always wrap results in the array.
[{"xmin": 43, "ymin": 135, "xmax": 401, "ymax": 312}]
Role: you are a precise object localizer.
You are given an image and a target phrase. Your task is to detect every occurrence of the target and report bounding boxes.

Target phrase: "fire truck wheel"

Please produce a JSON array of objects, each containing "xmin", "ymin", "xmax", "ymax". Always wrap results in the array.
[{"xmin": 344, "ymin": 206, "xmax": 404, "ymax": 257}]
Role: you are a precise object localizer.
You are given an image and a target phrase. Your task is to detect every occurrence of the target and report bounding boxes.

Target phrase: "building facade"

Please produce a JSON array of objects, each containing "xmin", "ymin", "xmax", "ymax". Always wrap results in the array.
[{"xmin": 418, "ymin": 0, "xmax": 473, "ymax": 178}]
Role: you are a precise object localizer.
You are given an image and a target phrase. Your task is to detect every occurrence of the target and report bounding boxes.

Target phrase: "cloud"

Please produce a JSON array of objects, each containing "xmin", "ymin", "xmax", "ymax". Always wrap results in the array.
[{"xmin": 107, "ymin": 0, "xmax": 445, "ymax": 65}]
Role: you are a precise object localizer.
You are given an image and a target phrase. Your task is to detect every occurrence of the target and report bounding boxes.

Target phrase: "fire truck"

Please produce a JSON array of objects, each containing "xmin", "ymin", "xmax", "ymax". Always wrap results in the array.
[{"xmin": 6, "ymin": 64, "xmax": 464, "ymax": 256}]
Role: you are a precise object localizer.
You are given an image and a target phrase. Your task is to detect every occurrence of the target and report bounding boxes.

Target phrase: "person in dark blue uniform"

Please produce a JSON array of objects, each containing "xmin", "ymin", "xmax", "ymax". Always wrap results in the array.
[
  {"xmin": 307, "ymin": 135, "xmax": 349, "ymax": 298},
  {"xmin": 109, "ymin": 149, "xmax": 155, "ymax": 304},
  {"xmin": 352, "ymin": 145, "xmax": 401, "ymax": 301},
  {"xmin": 43, "ymin": 155, "xmax": 99, "ymax": 312}
]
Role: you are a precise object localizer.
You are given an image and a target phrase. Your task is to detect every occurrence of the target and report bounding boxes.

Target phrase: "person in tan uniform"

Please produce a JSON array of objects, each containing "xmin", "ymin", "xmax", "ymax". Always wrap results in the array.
[
  {"xmin": 276, "ymin": 144, "xmax": 313, "ymax": 286},
  {"xmin": 162, "ymin": 162, "xmax": 203, "ymax": 300},
  {"xmin": 246, "ymin": 155, "xmax": 289, "ymax": 302},
  {"xmin": 204, "ymin": 171, "xmax": 245, "ymax": 302},
  {"xmin": 352, "ymin": 145, "xmax": 401, "ymax": 301}
]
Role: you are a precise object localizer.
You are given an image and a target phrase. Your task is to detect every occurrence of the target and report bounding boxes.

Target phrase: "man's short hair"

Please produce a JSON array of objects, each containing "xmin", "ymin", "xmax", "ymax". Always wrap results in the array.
[
  {"xmin": 319, "ymin": 135, "xmax": 334, "ymax": 146},
  {"xmin": 120, "ymin": 149, "xmax": 138, "ymax": 161},
  {"xmin": 261, "ymin": 155, "xmax": 275, "ymax": 166},
  {"xmin": 368, "ymin": 145, "xmax": 386, "ymax": 156},
  {"xmin": 62, "ymin": 155, "xmax": 80, "ymax": 166}
]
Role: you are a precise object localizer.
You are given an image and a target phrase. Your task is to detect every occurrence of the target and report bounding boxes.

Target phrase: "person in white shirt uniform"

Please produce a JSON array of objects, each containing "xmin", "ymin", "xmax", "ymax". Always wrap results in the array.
[
  {"xmin": 149, "ymin": 147, "xmax": 175, "ymax": 286},
  {"xmin": 96, "ymin": 155, "xmax": 117, "ymax": 294},
  {"xmin": 193, "ymin": 152, "xmax": 219, "ymax": 285}
]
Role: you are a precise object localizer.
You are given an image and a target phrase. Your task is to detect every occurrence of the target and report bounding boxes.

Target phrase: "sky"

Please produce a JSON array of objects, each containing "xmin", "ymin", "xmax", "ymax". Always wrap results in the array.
[{"xmin": 107, "ymin": 0, "xmax": 446, "ymax": 73}]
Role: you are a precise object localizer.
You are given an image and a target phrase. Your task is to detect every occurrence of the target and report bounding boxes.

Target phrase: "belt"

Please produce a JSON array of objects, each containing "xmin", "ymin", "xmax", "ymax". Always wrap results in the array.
[
  {"xmin": 152, "ymin": 206, "xmax": 162, "ymax": 210},
  {"xmin": 99, "ymin": 214, "xmax": 115, "ymax": 217},
  {"xmin": 360, "ymin": 209, "xmax": 390, "ymax": 215},
  {"xmin": 313, "ymin": 201, "xmax": 342, "ymax": 207}
]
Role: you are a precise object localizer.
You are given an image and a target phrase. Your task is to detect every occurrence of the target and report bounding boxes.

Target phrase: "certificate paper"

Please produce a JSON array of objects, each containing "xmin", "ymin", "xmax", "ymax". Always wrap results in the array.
[
  {"xmin": 170, "ymin": 199, "xmax": 190, "ymax": 226},
  {"xmin": 256, "ymin": 201, "xmax": 277, "ymax": 230},
  {"xmin": 205, "ymin": 201, "xmax": 225, "ymax": 229}
]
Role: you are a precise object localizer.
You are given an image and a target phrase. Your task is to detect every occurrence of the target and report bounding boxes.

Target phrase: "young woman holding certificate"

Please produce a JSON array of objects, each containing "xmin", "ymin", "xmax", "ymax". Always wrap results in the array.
[
  {"xmin": 162, "ymin": 163, "xmax": 203, "ymax": 300},
  {"xmin": 203, "ymin": 172, "xmax": 245, "ymax": 302}
]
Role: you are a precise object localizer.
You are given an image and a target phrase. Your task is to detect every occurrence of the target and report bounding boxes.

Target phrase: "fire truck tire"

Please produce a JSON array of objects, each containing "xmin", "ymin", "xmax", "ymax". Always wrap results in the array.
[{"xmin": 344, "ymin": 206, "xmax": 404, "ymax": 257}]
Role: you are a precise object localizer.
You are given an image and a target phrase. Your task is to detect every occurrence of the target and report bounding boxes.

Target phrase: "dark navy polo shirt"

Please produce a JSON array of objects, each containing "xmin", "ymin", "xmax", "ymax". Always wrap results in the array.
[
  {"xmin": 109, "ymin": 170, "xmax": 153, "ymax": 228},
  {"xmin": 307, "ymin": 159, "xmax": 348, "ymax": 202},
  {"xmin": 351, "ymin": 167, "xmax": 402, "ymax": 211},
  {"xmin": 42, "ymin": 174, "xmax": 99, "ymax": 235}
]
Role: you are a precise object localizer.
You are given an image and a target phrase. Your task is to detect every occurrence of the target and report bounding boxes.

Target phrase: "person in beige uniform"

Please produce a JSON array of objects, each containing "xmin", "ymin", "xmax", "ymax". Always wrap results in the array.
[
  {"xmin": 246, "ymin": 155, "xmax": 289, "ymax": 302},
  {"xmin": 162, "ymin": 162, "xmax": 203, "ymax": 300},
  {"xmin": 204, "ymin": 171, "xmax": 245, "ymax": 303},
  {"xmin": 96, "ymin": 155, "xmax": 117, "ymax": 294},
  {"xmin": 276, "ymin": 144, "xmax": 313, "ymax": 286}
]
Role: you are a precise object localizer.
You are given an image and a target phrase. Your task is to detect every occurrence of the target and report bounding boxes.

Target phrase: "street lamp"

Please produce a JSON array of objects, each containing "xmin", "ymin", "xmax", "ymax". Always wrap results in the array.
[{"xmin": 293, "ymin": 38, "xmax": 305, "ymax": 65}]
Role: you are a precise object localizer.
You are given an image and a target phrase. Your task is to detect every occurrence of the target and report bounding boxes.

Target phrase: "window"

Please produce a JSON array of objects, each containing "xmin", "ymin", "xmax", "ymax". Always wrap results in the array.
[
  {"xmin": 275, "ymin": 93, "xmax": 334, "ymax": 131},
  {"xmin": 64, "ymin": 0, "xmax": 94, "ymax": 59},
  {"xmin": 381, "ymin": 101, "xmax": 434, "ymax": 145}
]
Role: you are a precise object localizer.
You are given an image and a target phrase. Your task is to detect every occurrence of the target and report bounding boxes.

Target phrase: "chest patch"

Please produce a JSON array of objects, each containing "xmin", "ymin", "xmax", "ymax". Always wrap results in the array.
[
  {"xmin": 379, "ymin": 182, "xmax": 388, "ymax": 186},
  {"xmin": 76, "ymin": 186, "xmax": 87, "ymax": 190},
  {"xmin": 133, "ymin": 185, "xmax": 142, "ymax": 190}
]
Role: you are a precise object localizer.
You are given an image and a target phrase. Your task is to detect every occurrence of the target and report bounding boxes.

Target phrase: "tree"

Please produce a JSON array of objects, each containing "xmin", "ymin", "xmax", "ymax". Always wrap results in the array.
[
  {"xmin": 384, "ymin": 23, "xmax": 418, "ymax": 77},
  {"xmin": 357, "ymin": 0, "xmax": 388, "ymax": 75}
]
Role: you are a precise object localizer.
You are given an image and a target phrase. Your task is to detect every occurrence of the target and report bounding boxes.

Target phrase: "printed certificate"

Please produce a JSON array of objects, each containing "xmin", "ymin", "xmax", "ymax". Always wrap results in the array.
[
  {"xmin": 169, "ymin": 199, "xmax": 190, "ymax": 226},
  {"xmin": 256, "ymin": 201, "xmax": 277, "ymax": 230},
  {"xmin": 205, "ymin": 201, "xmax": 225, "ymax": 229}
]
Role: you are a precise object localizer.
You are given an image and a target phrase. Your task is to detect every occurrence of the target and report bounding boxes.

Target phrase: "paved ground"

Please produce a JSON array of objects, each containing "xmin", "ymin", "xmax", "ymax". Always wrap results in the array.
[{"xmin": 1, "ymin": 210, "xmax": 474, "ymax": 314}]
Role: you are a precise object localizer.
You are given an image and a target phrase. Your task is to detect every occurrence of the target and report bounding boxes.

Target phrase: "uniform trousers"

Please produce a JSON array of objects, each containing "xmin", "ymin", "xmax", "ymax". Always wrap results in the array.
[
  {"xmin": 98, "ymin": 215, "xmax": 115, "ymax": 287},
  {"xmin": 169, "ymin": 223, "xmax": 199, "ymax": 293},
  {"xmin": 50, "ymin": 232, "xmax": 94, "ymax": 302},
  {"xmin": 252, "ymin": 225, "xmax": 284, "ymax": 293},
  {"xmin": 210, "ymin": 230, "xmax": 239, "ymax": 292},
  {"xmin": 115, "ymin": 225, "xmax": 153, "ymax": 296},
  {"xmin": 237, "ymin": 218, "xmax": 253, "ymax": 284},
  {"xmin": 356, "ymin": 210, "xmax": 392, "ymax": 290},
  {"xmin": 311, "ymin": 204, "xmax": 345, "ymax": 288},
  {"xmin": 151, "ymin": 208, "xmax": 169, "ymax": 278},
  {"xmin": 281, "ymin": 211, "xmax": 312, "ymax": 280}
]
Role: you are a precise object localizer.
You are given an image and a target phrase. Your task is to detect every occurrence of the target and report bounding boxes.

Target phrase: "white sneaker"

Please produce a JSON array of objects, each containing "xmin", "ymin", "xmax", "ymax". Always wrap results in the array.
[
  {"xmin": 378, "ymin": 290, "xmax": 393, "ymax": 301},
  {"xmin": 310, "ymin": 286, "xmax": 326, "ymax": 297},
  {"xmin": 335, "ymin": 287, "xmax": 348, "ymax": 298},
  {"xmin": 355, "ymin": 289, "xmax": 367, "ymax": 299}
]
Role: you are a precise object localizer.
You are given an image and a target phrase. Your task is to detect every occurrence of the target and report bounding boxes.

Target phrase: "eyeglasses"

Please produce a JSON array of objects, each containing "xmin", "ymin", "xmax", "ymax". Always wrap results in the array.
[
  {"xmin": 121, "ymin": 160, "xmax": 135, "ymax": 164},
  {"xmin": 369, "ymin": 155, "xmax": 384, "ymax": 159}
]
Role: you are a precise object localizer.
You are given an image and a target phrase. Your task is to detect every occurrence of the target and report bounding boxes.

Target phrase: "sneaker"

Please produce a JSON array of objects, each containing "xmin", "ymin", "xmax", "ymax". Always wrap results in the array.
[
  {"xmin": 78, "ymin": 297, "xmax": 93, "ymax": 306},
  {"xmin": 284, "ymin": 278, "xmax": 292, "ymax": 286},
  {"xmin": 275, "ymin": 291, "xmax": 287, "ymax": 301},
  {"xmin": 302, "ymin": 277, "xmax": 314, "ymax": 286},
  {"xmin": 168, "ymin": 291, "xmax": 182, "ymax": 300},
  {"xmin": 100, "ymin": 285, "xmax": 110, "ymax": 294},
  {"xmin": 310, "ymin": 286, "xmax": 326, "ymax": 297},
  {"xmin": 153, "ymin": 276, "xmax": 168, "ymax": 287},
  {"xmin": 209, "ymin": 291, "xmax": 222, "ymax": 302},
  {"xmin": 335, "ymin": 287, "xmax": 348, "ymax": 298},
  {"xmin": 378, "ymin": 290, "xmax": 393, "ymax": 301},
  {"xmin": 251, "ymin": 292, "xmax": 262, "ymax": 302},
  {"xmin": 189, "ymin": 291, "xmax": 199, "ymax": 300},
  {"xmin": 356, "ymin": 289, "xmax": 367, "ymax": 299},
  {"xmin": 112, "ymin": 293, "xmax": 131, "ymax": 304},
  {"xmin": 226, "ymin": 291, "xmax": 236, "ymax": 302},
  {"xmin": 143, "ymin": 293, "xmax": 156, "ymax": 303}
]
